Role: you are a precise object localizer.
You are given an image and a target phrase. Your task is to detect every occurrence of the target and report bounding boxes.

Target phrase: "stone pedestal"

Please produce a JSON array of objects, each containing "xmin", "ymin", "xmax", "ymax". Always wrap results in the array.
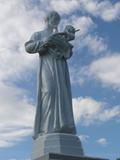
[
  {"xmin": 32, "ymin": 133, "xmax": 84, "ymax": 160},
  {"xmin": 31, "ymin": 133, "xmax": 107, "ymax": 160},
  {"xmin": 32, "ymin": 153, "xmax": 107, "ymax": 160}
]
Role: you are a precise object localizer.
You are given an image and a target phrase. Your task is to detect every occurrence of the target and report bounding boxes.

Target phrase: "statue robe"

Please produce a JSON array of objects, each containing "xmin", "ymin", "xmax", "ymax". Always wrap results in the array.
[{"xmin": 25, "ymin": 29, "xmax": 76, "ymax": 138}]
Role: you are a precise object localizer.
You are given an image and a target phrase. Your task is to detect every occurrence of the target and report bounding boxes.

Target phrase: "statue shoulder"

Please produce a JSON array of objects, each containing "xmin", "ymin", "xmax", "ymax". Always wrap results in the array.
[
  {"xmin": 32, "ymin": 30, "xmax": 48, "ymax": 41},
  {"xmin": 31, "ymin": 31, "xmax": 42, "ymax": 40}
]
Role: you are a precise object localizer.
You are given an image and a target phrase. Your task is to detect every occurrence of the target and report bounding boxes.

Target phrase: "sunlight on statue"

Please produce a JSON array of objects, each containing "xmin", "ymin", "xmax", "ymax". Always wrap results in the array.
[{"xmin": 25, "ymin": 11, "xmax": 79, "ymax": 139}]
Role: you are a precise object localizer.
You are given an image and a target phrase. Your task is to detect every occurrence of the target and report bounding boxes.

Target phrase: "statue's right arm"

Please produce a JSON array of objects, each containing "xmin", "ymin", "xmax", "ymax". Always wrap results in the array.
[{"xmin": 25, "ymin": 32, "xmax": 44, "ymax": 54}]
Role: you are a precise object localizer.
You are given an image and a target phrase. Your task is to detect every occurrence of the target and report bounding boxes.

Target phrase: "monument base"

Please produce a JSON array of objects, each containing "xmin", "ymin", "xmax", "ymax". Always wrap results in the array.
[
  {"xmin": 33, "ymin": 153, "xmax": 107, "ymax": 160},
  {"xmin": 32, "ymin": 133, "xmax": 107, "ymax": 160},
  {"xmin": 32, "ymin": 133, "xmax": 84, "ymax": 160}
]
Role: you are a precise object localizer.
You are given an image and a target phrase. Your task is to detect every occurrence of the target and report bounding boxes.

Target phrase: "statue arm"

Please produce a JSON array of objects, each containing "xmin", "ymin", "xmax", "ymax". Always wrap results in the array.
[
  {"xmin": 69, "ymin": 44, "xmax": 73, "ymax": 58},
  {"xmin": 64, "ymin": 43, "xmax": 74, "ymax": 59},
  {"xmin": 25, "ymin": 32, "xmax": 44, "ymax": 54}
]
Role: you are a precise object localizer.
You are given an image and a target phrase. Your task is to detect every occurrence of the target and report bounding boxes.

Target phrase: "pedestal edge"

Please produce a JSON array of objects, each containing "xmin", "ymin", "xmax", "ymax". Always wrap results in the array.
[{"xmin": 33, "ymin": 153, "xmax": 108, "ymax": 160}]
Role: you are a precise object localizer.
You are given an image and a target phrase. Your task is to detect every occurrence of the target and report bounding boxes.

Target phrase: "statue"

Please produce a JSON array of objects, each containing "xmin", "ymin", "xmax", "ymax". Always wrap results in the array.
[
  {"xmin": 24, "ymin": 11, "xmax": 106, "ymax": 160},
  {"xmin": 25, "ymin": 11, "xmax": 78, "ymax": 139}
]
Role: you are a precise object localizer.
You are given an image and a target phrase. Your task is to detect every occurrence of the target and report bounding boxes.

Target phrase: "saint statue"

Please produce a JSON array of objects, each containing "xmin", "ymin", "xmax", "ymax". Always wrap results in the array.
[{"xmin": 25, "ymin": 11, "xmax": 77, "ymax": 139}]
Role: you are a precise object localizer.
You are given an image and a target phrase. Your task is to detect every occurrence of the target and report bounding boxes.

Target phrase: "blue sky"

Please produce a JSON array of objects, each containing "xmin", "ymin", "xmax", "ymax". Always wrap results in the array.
[{"xmin": 0, "ymin": 0, "xmax": 120, "ymax": 160}]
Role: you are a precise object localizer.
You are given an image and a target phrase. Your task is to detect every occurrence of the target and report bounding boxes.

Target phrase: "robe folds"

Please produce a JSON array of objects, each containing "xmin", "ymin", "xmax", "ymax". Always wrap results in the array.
[{"xmin": 25, "ymin": 29, "xmax": 76, "ymax": 138}]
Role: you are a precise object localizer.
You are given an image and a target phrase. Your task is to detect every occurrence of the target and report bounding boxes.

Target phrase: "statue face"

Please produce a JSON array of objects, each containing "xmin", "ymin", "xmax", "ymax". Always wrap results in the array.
[
  {"xmin": 45, "ymin": 11, "xmax": 61, "ymax": 29},
  {"xmin": 48, "ymin": 16, "xmax": 60, "ymax": 28}
]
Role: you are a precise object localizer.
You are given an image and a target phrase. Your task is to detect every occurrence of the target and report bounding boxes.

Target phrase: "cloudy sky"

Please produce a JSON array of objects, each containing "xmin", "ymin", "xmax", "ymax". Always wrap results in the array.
[{"xmin": 0, "ymin": 0, "xmax": 120, "ymax": 159}]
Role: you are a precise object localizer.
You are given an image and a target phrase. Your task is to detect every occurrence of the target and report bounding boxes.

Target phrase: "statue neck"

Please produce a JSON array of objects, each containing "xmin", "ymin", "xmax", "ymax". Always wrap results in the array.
[
  {"xmin": 45, "ymin": 25, "xmax": 58, "ymax": 34},
  {"xmin": 45, "ymin": 26, "xmax": 53, "ymax": 33}
]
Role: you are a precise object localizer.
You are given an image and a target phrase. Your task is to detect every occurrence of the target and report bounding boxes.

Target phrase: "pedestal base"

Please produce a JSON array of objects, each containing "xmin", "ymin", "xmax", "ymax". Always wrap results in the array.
[
  {"xmin": 33, "ymin": 153, "xmax": 107, "ymax": 160},
  {"xmin": 32, "ymin": 133, "xmax": 84, "ymax": 160}
]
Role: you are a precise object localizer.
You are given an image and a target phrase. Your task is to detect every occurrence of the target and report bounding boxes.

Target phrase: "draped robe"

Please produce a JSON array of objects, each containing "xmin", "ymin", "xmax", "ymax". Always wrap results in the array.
[{"xmin": 25, "ymin": 29, "xmax": 76, "ymax": 138}]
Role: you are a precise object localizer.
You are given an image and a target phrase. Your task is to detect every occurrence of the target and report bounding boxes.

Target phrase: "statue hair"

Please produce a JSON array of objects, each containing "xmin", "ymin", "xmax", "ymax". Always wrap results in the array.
[{"xmin": 45, "ymin": 11, "xmax": 61, "ymax": 22}]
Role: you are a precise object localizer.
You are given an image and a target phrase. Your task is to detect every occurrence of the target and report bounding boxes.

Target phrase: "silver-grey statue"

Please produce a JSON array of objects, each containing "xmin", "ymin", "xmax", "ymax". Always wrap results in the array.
[{"xmin": 25, "ymin": 11, "xmax": 77, "ymax": 139}]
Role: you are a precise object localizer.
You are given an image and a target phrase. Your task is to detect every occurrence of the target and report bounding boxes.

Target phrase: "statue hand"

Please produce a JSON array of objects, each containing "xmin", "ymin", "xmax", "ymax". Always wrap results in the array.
[{"xmin": 43, "ymin": 40, "xmax": 56, "ymax": 48}]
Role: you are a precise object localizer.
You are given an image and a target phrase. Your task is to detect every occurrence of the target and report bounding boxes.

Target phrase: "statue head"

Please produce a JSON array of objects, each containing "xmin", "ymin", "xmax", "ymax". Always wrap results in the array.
[
  {"xmin": 64, "ymin": 25, "xmax": 76, "ymax": 41},
  {"xmin": 45, "ymin": 11, "xmax": 61, "ymax": 30}
]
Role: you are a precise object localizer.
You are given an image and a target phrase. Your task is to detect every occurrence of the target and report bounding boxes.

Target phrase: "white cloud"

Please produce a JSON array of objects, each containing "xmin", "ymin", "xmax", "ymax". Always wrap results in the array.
[
  {"xmin": 60, "ymin": 16, "xmax": 98, "ymax": 56},
  {"xmin": 79, "ymin": 134, "xmax": 89, "ymax": 142},
  {"xmin": 0, "ymin": 48, "xmax": 38, "ymax": 81},
  {"xmin": 50, "ymin": 0, "xmax": 120, "ymax": 21},
  {"xmin": 70, "ymin": 33, "xmax": 107, "ymax": 57},
  {"xmin": 61, "ymin": 16, "xmax": 107, "ymax": 56},
  {"xmin": 69, "ymin": 66, "xmax": 83, "ymax": 86},
  {"xmin": 0, "ymin": 0, "xmax": 44, "ymax": 82},
  {"xmin": 50, "ymin": 0, "xmax": 79, "ymax": 14},
  {"xmin": 89, "ymin": 54, "xmax": 120, "ymax": 90},
  {"xmin": 69, "ymin": 65, "xmax": 88, "ymax": 86},
  {"xmin": 0, "ymin": 0, "xmax": 40, "ymax": 148},
  {"xmin": 0, "ymin": 82, "xmax": 35, "ymax": 148},
  {"xmin": 72, "ymin": 16, "xmax": 95, "ymax": 36},
  {"xmin": 71, "ymin": 54, "xmax": 120, "ymax": 90},
  {"xmin": 97, "ymin": 138, "xmax": 108, "ymax": 146},
  {"xmin": 59, "ymin": 15, "xmax": 95, "ymax": 37},
  {"xmin": 80, "ymin": 0, "xmax": 120, "ymax": 21},
  {"xmin": 81, "ymin": 34, "xmax": 107, "ymax": 55},
  {"xmin": 73, "ymin": 97, "xmax": 120, "ymax": 125}
]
